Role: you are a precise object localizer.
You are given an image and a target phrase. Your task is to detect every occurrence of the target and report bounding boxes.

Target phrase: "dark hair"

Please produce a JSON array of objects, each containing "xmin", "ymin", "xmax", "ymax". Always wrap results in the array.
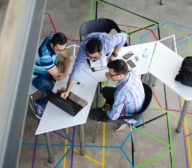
[
  {"xmin": 107, "ymin": 59, "xmax": 128, "ymax": 75},
  {"xmin": 86, "ymin": 38, "xmax": 102, "ymax": 54},
  {"xmin": 51, "ymin": 32, "xmax": 67, "ymax": 46}
]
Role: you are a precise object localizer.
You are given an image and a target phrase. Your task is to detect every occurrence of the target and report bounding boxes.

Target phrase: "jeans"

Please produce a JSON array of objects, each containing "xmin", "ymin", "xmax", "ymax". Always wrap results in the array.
[
  {"xmin": 101, "ymin": 86, "xmax": 115, "ymax": 105},
  {"xmin": 89, "ymin": 86, "xmax": 116, "ymax": 121},
  {"xmin": 32, "ymin": 76, "xmax": 55, "ymax": 107},
  {"xmin": 89, "ymin": 107, "xmax": 109, "ymax": 121}
]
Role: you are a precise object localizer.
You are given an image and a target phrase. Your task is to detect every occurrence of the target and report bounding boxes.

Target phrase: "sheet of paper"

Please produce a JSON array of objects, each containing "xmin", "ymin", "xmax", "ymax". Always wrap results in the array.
[{"xmin": 89, "ymin": 56, "xmax": 107, "ymax": 68}]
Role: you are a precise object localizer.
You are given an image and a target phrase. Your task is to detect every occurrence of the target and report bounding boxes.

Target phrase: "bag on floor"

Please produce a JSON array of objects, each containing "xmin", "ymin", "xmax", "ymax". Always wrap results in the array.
[{"xmin": 175, "ymin": 56, "xmax": 192, "ymax": 87}]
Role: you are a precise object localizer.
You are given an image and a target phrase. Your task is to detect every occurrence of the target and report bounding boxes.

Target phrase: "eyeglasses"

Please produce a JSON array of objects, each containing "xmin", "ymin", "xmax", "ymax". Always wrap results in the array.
[
  {"xmin": 55, "ymin": 48, "xmax": 66, "ymax": 53},
  {"xmin": 108, "ymin": 73, "xmax": 120, "ymax": 77},
  {"xmin": 88, "ymin": 53, "xmax": 102, "ymax": 62},
  {"xmin": 54, "ymin": 44, "xmax": 67, "ymax": 53}
]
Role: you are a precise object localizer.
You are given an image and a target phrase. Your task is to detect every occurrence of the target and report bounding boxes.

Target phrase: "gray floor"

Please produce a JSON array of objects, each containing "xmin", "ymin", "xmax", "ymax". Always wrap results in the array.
[{"xmin": 19, "ymin": 0, "xmax": 192, "ymax": 167}]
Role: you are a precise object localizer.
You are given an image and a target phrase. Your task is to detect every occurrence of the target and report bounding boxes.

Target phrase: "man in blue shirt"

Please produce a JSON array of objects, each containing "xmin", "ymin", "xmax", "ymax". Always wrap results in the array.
[
  {"xmin": 33, "ymin": 32, "xmax": 71, "ymax": 92},
  {"xmin": 61, "ymin": 32, "xmax": 127, "ymax": 99},
  {"xmin": 89, "ymin": 59, "xmax": 145, "ymax": 128},
  {"xmin": 32, "ymin": 32, "xmax": 71, "ymax": 116}
]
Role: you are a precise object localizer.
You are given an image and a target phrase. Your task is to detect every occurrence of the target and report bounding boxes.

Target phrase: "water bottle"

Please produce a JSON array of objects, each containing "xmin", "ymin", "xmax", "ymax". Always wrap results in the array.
[{"xmin": 142, "ymin": 48, "xmax": 148, "ymax": 58}]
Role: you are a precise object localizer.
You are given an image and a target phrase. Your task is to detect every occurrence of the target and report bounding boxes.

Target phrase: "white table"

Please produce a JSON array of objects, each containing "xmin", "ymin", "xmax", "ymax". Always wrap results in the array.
[
  {"xmin": 35, "ymin": 45, "xmax": 98, "ymax": 154},
  {"xmin": 35, "ymin": 39, "xmax": 190, "ymax": 156},
  {"xmin": 83, "ymin": 40, "xmax": 192, "ymax": 133},
  {"xmin": 82, "ymin": 41, "xmax": 157, "ymax": 82},
  {"xmin": 35, "ymin": 41, "xmax": 156, "ymax": 153},
  {"xmin": 149, "ymin": 41, "xmax": 192, "ymax": 132}
]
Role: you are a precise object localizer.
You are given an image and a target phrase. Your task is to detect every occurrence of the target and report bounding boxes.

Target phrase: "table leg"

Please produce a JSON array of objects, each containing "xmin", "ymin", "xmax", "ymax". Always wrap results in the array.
[
  {"xmin": 44, "ymin": 133, "xmax": 55, "ymax": 163},
  {"xmin": 79, "ymin": 124, "xmax": 85, "ymax": 155},
  {"xmin": 176, "ymin": 100, "xmax": 190, "ymax": 133},
  {"xmin": 149, "ymin": 74, "xmax": 157, "ymax": 87}
]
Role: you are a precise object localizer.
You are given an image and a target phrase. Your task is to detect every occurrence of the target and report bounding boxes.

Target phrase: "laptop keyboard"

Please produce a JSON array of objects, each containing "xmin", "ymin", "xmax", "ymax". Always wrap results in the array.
[
  {"xmin": 67, "ymin": 98, "xmax": 83, "ymax": 113},
  {"xmin": 47, "ymin": 91, "xmax": 85, "ymax": 116}
]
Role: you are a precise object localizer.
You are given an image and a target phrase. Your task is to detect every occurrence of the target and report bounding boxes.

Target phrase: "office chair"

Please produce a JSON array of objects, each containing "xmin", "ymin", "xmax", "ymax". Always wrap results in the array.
[
  {"xmin": 91, "ymin": 83, "xmax": 152, "ymax": 165},
  {"xmin": 29, "ymin": 85, "xmax": 55, "ymax": 163},
  {"xmin": 112, "ymin": 84, "xmax": 152, "ymax": 141},
  {"xmin": 79, "ymin": 18, "xmax": 122, "ymax": 41}
]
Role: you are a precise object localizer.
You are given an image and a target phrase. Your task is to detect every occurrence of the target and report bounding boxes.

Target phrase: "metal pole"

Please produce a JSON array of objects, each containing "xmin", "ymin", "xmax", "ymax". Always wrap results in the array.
[
  {"xmin": 44, "ymin": 133, "xmax": 55, "ymax": 163},
  {"xmin": 95, "ymin": 1, "xmax": 98, "ymax": 19},
  {"xmin": 79, "ymin": 124, "xmax": 85, "ymax": 155},
  {"xmin": 176, "ymin": 100, "xmax": 190, "ymax": 133}
]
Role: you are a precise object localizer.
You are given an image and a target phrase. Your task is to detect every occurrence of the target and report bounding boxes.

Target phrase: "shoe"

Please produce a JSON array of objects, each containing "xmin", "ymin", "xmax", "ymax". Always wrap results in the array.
[
  {"xmin": 34, "ymin": 103, "xmax": 43, "ymax": 118},
  {"xmin": 115, "ymin": 124, "xmax": 127, "ymax": 131}
]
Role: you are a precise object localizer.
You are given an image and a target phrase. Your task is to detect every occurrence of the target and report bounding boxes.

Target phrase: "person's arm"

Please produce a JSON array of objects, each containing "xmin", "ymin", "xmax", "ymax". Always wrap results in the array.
[
  {"xmin": 47, "ymin": 50, "xmax": 71, "ymax": 81},
  {"xmin": 47, "ymin": 66, "xmax": 64, "ymax": 80},
  {"xmin": 107, "ymin": 90, "xmax": 125, "ymax": 120},
  {"xmin": 39, "ymin": 52, "xmax": 64, "ymax": 80},
  {"xmin": 107, "ymin": 33, "xmax": 127, "ymax": 61},
  {"xmin": 61, "ymin": 47, "xmax": 87, "ymax": 99},
  {"xmin": 59, "ymin": 50, "xmax": 71, "ymax": 76},
  {"xmin": 60, "ymin": 78, "xmax": 76, "ymax": 99}
]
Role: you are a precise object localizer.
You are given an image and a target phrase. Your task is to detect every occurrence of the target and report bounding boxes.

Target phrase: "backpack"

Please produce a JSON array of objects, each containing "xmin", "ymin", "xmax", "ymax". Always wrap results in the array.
[{"xmin": 175, "ymin": 56, "xmax": 192, "ymax": 87}]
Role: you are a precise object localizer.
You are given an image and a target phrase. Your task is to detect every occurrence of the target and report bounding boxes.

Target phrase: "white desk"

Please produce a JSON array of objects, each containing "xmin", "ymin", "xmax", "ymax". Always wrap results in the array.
[
  {"xmin": 35, "ymin": 40, "xmax": 190, "ymax": 156},
  {"xmin": 35, "ymin": 45, "xmax": 98, "ymax": 154},
  {"xmin": 83, "ymin": 40, "xmax": 192, "ymax": 133},
  {"xmin": 149, "ymin": 41, "xmax": 192, "ymax": 132},
  {"xmin": 82, "ymin": 41, "xmax": 157, "ymax": 83},
  {"xmin": 35, "ymin": 71, "xmax": 97, "ymax": 134}
]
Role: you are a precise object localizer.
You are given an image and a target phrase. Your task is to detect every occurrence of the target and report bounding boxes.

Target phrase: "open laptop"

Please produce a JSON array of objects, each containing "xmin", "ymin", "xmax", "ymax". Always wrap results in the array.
[{"xmin": 47, "ymin": 91, "xmax": 88, "ymax": 116}]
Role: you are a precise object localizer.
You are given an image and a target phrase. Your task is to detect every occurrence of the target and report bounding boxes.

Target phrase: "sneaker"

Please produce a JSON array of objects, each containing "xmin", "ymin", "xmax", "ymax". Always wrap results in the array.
[
  {"xmin": 115, "ymin": 124, "xmax": 127, "ymax": 131},
  {"xmin": 34, "ymin": 103, "xmax": 43, "ymax": 118}
]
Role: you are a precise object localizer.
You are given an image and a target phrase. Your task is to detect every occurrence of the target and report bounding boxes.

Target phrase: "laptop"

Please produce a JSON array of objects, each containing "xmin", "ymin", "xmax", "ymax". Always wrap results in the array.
[{"xmin": 47, "ymin": 91, "xmax": 88, "ymax": 116}]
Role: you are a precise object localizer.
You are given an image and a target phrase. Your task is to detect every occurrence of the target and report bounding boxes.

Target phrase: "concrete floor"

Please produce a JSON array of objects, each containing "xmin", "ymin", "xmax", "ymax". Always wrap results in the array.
[{"xmin": 19, "ymin": 0, "xmax": 192, "ymax": 167}]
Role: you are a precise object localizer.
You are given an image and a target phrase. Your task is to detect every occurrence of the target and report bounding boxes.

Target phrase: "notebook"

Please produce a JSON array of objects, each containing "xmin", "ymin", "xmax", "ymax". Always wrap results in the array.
[
  {"xmin": 47, "ymin": 91, "xmax": 88, "ymax": 116},
  {"xmin": 87, "ymin": 59, "xmax": 107, "ymax": 72}
]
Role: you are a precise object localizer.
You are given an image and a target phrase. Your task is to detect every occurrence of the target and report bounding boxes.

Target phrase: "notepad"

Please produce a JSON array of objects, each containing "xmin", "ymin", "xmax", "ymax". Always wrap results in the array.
[
  {"xmin": 87, "ymin": 57, "xmax": 107, "ymax": 72},
  {"xmin": 89, "ymin": 57, "xmax": 107, "ymax": 68}
]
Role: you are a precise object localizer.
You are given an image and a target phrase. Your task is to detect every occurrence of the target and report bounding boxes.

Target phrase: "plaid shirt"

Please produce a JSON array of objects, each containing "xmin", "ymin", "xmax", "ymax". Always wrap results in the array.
[{"xmin": 107, "ymin": 70, "xmax": 145, "ymax": 120}]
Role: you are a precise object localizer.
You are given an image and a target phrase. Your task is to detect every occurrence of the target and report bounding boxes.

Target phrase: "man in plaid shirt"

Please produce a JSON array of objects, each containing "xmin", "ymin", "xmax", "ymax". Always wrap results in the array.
[{"xmin": 89, "ymin": 59, "xmax": 145, "ymax": 130}]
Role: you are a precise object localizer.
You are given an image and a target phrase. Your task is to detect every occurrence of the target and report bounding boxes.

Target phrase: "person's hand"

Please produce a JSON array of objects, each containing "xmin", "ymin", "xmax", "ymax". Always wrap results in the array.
[
  {"xmin": 107, "ymin": 55, "xmax": 116, "ymax": 62},
  {"xmin": 59, "ymin": 72, "xmax": 67, "ymax": 80},
  {"xmin": 105, "ymin": 72, "xmax": 111, "ymax": 80},
  {"xmin": 102, "ymin": 103, "xmax": 111, "ymax": 111},
  {"xmin": 60, "ymin": 90, "xmax": 70, "ymax": 99},
  {"xmin": 55, "ymin": 73, "xmax": 67, "ymax": 81}
]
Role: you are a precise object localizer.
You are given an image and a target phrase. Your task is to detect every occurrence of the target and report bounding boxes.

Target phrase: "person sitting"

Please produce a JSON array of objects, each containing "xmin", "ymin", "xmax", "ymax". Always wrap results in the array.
[
  {"xmin": 89, "ymin": 59, "xmax": 145, "ymax": 131},
  {"xmin": 60, "ymin": 32, "xmax": 127, "ymax": 99},
  {"xmin": 32, "ymin": 32, "xmax": 71, "ymax": 116}
]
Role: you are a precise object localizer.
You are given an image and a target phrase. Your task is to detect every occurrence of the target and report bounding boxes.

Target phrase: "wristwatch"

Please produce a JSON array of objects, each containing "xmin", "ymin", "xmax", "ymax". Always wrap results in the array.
[{"xmin": 111, "ymin": 52, "xmax": 118, "ymax": 57}]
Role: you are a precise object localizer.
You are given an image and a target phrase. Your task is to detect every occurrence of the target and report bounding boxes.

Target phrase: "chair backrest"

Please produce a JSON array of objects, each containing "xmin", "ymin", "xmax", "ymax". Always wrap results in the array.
[
  {"xmin": 79, "ymin": 18, "xmax": 121, "ymax": 41},
  {"xmin": 139, "ymin": 83, "xmax": 152, "ymax": 113},
  {"xmin": 114, "ymin": 83, "xmax": 152, "ymax": 124}
]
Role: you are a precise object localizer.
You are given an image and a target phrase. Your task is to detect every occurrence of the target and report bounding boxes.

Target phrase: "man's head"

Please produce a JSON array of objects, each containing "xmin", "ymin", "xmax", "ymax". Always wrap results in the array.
[
  {"xmin": 86, "ymin": 38, "xmax": 102, "ymax": 61},
  {"xmin": 51, "ymin": 32, "xmax": 67, "ymax": 54},
  {"xmin": 107, "ymin": 59, "xmax": 128, "ymax": 82}
]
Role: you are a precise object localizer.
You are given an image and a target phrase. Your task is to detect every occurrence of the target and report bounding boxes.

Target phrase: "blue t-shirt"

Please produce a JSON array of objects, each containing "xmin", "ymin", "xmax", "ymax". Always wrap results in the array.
[{"xmin": 33, "ymin": 35, "xmax": 58, "ymax": 78}]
